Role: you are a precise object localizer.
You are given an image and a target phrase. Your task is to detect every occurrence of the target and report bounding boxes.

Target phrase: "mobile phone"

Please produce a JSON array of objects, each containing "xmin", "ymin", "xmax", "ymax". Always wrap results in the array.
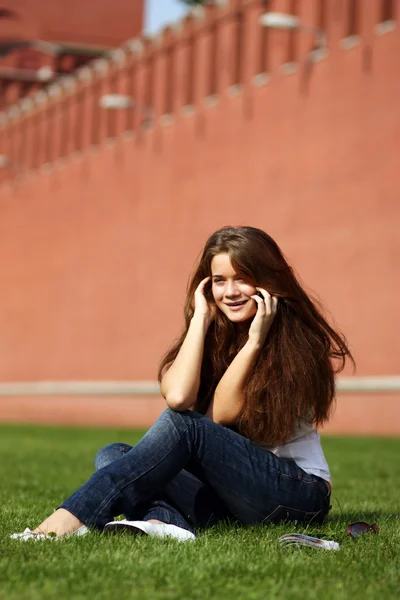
[{"xmin": 256, "ymin": 291, "xmax": 264, "ymax": 298}]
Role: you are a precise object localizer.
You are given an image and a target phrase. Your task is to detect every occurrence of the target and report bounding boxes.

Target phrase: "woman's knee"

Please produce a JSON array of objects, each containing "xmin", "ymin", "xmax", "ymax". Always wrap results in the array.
[
  {"xmin": 162, "ymin": 407, "xmax": 203, "ymax": 422},
  {"xmin": 94, "ymin": 442, "xmax": 132, "ymax": 470}
]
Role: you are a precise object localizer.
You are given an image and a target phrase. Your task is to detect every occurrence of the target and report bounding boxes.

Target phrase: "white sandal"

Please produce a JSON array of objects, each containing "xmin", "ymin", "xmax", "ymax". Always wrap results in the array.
[{"xmin": 104, "ymin": 520, "xmax": 196, "ymax": 542}]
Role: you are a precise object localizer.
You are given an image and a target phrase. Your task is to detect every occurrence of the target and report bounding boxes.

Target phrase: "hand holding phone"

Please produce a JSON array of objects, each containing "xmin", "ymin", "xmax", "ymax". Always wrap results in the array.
[{"xmin": 248, "ymin": 287, "xmax": 278, "ymax": 347}]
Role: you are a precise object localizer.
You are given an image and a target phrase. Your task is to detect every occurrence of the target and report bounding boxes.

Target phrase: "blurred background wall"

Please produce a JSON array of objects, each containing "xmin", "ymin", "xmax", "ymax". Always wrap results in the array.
[
  {"xmin": 0, "ymin": 0, "xmax": 399, "ymax": 433},
  {"xmin": 0, "ymin": 0, "xmax": 144, "ymax": 108}
]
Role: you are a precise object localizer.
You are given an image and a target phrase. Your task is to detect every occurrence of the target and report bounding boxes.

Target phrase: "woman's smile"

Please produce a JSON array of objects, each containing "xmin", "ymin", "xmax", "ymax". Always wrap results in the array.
[{"xmin": 225, "ymin": 300, "xmax": 249, "ymax": 311}]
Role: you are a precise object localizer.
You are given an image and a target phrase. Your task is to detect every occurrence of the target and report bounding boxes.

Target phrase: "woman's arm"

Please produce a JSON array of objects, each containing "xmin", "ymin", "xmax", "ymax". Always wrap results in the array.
[
  {"xmin": 160, "ymin": 277, "xmax": 214, "ymax": 411},
  {"xmin": 160, "ymin": 313, "xmax": 209, "ymax": 410},
  {"xmin": 207, "ymin": 288, "xmax": 278, "ymax": 425}
]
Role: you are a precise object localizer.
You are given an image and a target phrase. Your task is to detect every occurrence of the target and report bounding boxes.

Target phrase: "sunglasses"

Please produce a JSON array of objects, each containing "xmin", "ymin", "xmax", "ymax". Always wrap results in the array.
[{"xmin": 345, "ymin": 521, "xmax": 379, "ymax": 539}]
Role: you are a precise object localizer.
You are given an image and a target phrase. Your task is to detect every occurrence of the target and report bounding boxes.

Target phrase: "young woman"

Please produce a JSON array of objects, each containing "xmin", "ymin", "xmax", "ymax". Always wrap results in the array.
[{"xmin": 12, "ymin": 226, "xmax": 354, "ymax": 542}]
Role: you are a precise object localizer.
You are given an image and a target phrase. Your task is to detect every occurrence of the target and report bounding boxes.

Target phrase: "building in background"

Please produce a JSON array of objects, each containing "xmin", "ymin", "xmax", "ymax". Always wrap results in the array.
[
  {"xmin": 0, "ymin": 0, "xmax": 144, "ymax": 109},
  {"xmin": 0, "ymin": 0, "xmax": 398, "ymax": 433}
]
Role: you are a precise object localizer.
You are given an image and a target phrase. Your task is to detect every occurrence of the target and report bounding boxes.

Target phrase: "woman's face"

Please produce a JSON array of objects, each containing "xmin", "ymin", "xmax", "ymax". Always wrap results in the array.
[{"xmin": 211, "ymin": 253, "xmax": 258, "ymax": 323}]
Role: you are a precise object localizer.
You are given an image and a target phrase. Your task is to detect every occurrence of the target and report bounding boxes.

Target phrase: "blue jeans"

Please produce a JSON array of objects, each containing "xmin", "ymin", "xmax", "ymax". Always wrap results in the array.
[{"xmin": 60, "ymin": 409, "xmax": 331, "ymax": 533}]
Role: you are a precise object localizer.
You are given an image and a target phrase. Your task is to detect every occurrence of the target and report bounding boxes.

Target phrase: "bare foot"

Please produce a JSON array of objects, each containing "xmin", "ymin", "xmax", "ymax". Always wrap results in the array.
[
  {"xmin": 34, "ymin": 508, "xmax": 85, "ymax": 537},
  {"xmin": 147, "ymin": 519, "xmax": 167, "ymax": 525}
]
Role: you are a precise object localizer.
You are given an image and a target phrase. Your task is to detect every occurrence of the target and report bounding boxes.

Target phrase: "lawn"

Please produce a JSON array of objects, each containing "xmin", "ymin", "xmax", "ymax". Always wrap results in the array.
[{"xmin": 0, "ymin": 424, "xmax": 399, "ymax": 600}]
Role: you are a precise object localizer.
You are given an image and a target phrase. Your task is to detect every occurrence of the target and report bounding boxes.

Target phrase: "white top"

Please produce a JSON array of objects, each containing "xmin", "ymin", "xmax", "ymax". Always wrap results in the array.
[{"xmin": 267, "ymin": 421, "xmax": 331, "ymax": 484}]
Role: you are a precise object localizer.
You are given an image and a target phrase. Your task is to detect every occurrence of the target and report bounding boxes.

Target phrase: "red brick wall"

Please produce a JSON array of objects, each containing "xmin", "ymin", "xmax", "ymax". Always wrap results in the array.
[
  {"xmin": 0, "ymin": 0, "xmax": 144, "ymax": 45},
  {"xmin": 0, "ymin": 1, "xmax": 144, "ymax": 108},
  {"xmin": 0, "ymin": 1, "xmax": 399, "ymax": 431}
]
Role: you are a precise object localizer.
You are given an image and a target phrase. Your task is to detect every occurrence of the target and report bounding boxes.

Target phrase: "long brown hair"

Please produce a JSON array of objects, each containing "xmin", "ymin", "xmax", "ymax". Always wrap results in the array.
[{"xmin": 158, "ymin": 226, "xmax": 355, "ymax": 446}]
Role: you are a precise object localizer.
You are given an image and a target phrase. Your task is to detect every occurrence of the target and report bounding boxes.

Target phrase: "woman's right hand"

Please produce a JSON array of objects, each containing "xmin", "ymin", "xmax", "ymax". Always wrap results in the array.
[{"xmin": 193, "ymin": 276, "xmax": 215, "ymax": 327}]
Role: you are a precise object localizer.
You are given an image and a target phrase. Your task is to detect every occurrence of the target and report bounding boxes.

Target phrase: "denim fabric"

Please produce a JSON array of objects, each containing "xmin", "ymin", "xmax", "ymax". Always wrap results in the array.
[
  {"xmin": 94, "ymin": 443, "xmax": 202, "ymax": 533},
  {"xmin": 61, "ymin": 409, "xmax": 331, "ymax": 531}
]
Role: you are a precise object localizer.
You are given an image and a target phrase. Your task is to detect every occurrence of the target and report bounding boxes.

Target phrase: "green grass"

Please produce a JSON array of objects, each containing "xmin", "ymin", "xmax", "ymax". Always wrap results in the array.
[{"xmin": 0, "ymin": 425, "xmax": 399, "ymax": 600}]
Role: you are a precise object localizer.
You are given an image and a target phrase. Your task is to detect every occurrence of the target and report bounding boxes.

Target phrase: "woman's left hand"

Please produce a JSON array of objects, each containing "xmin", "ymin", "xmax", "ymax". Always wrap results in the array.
[{"xmin": 248, "ymin": 288, "xmax": 278, "ymax": 348}]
